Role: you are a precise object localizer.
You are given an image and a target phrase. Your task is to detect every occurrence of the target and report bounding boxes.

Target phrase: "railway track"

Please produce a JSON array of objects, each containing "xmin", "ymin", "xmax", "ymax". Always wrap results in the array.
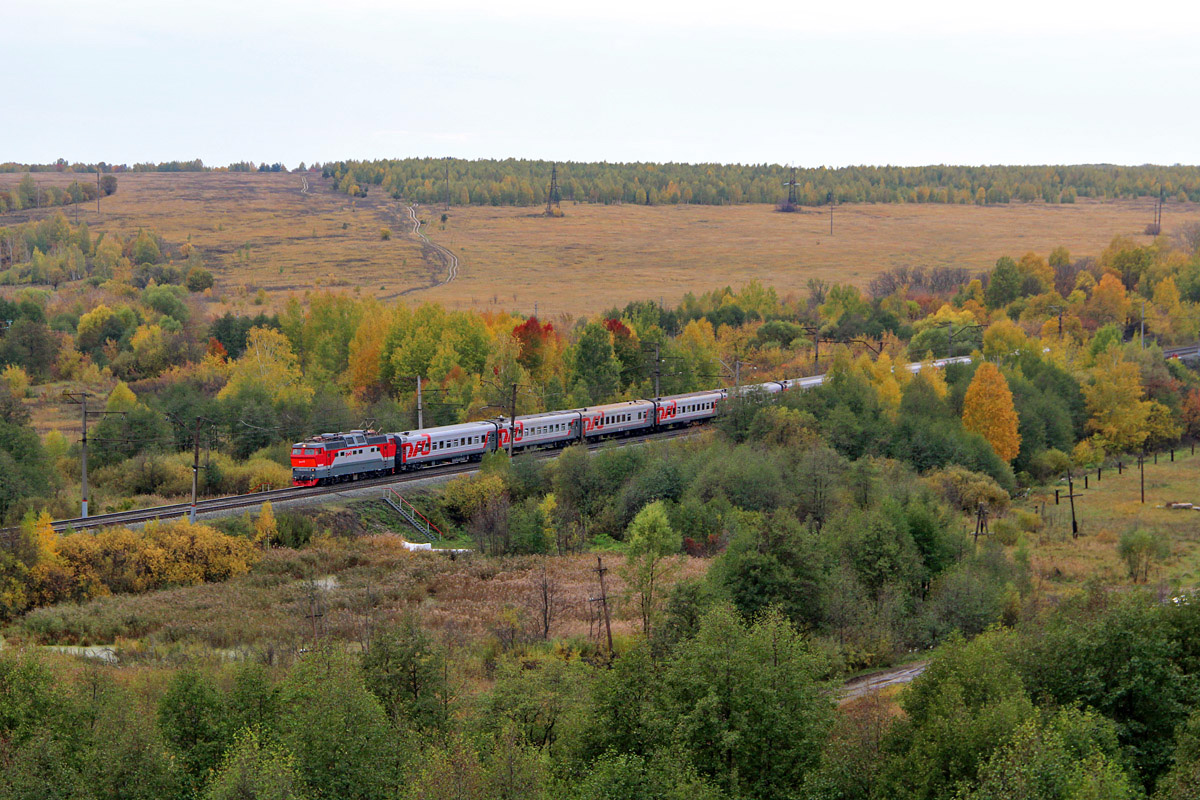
[{"xmin": 24, "ymin": 427, "xmax": 701, "ymax": 535}]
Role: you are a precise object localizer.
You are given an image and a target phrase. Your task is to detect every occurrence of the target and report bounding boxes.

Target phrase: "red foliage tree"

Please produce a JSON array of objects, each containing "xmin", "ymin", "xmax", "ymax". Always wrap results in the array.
[{"xmin": 512, "ymin": 317, "xmax": 555, "ymax": 373}]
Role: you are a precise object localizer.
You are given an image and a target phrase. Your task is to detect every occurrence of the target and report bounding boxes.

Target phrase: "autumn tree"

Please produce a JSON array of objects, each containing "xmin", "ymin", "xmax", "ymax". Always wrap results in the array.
[
  {"xmin": 218, "ymin": 326, "xmax": 313, "ymax": 407},
  {"xmin": 512, "ymin": 316, "xmax": 556, "ymax": 376},
  {"xmin": 346, "ymin": 303, "xmax": 392, "ymax": 402},
  {"xmin": 1086, "ymin": 273, "xmax": 1132, "ymax": 328},
  {"xmin": 962, "ymin": 363, "xmax": 1021, "ymax": 462},
  {"xmin": 254, "ymin": 501, "xmax": 277, "ymax": 549},
  {"xmin": 1083, "ymin": 350, "xmax": 1152, "ymax": 453}
]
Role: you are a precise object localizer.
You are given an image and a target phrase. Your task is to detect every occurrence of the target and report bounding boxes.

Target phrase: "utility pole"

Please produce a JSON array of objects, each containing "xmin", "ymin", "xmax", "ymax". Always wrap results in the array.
[
  {"xmin": 594, "ymin": 555, "xmax": 613, "ymax": 655},
  {"xmin": 444, "ymin": 159, "xmax": 450, "ymax": 210},
  {"xmin": 398, "ymin": 376, "xmax": 424, "ymax": 429},
  {"xmin": 96, "ymin": 170, "xmax": 101, "ymax": 214},
  {"xmin": 65, "ymin": 392, "xmax": 90, "ymax": 518},
  {"xmin": 63, "ymin": 392, "xmax": 126, "ymax": 520},
  {"xmin": 189, "ymin": 416, "xmax": 213, "ymax": 523},
  {"xmin": 1065, "ymin": 470, "xmax": 1080, "ymax": 538},
  {"xmin": 508, "ymin": 382, "xmax": 518, "ymax": 457},
  {"xmin": 652, "ymin": 342, "xmax": 661, "ymax": 397},
  {"xmin": 827, "ymin": 191, "xmax": 835, "ymax": 235},
  {"xmin": 800, "ymin": 325, "xmax": 822, "ymax": 372},
  {"xmin": 306, "ymin": 580, "xmax": 324, "ymax": 645},
  {"xmin": 640, "ymin": 341, "xmax": 678, "ymax": 398},
  {"xmin": 1141, "ymin": 299, "xmax": 1146, "ymax": 349}
]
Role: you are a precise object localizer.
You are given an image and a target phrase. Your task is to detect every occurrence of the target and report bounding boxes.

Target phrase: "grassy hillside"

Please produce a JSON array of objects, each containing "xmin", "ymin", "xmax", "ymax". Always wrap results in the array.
[{"xmin": 3, "ymin": 172, "xmax": 1198, "ymax": 317}]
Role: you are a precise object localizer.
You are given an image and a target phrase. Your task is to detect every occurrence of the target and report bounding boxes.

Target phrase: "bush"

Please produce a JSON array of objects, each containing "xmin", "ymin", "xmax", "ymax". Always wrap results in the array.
[
  {"xmin": 93, "ymin": 454, "xmax": 192, "ymax": 498},
  {"xmin": 185, "ymin": 267, "xmax": 214, "ymax": 293},
  {"xmin": 54, "ymin": 519, "xmax": 259, "ymax": 598},
  {"xmin": 275, "ymin": 512, "xmax": 316, "ymax": 548},
  {"xmin": 924, "ymin": 465, "xmax": 1010, "ymax": 513},
  {"xmin": 1013, "ymin": 509, "xmax": 1042, "ymax": 533},
  {"xmin": 1030, "ymin": 448, "xmax": 1072, "ymax": 483},
  {"xmin": 224, "ymin": 458, "xmax": 292, "ymax": 493},
  {"xmin": 1117, "ymin": 528, "xmax": 1168, "ymax": 583},
  {"xmin": 993, "ymin": 518, "xmax": 1020, "ymax": 546},
  {"xmin": 1, "ymin": 364, "xmax": 30, "ymax": 396}
]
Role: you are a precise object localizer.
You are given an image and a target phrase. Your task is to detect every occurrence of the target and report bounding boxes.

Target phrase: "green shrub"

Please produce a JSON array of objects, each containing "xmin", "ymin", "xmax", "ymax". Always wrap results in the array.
[
  {"xmin": 993, "ymin": 518, "xmax": 1020, "ymax": 546},
  {"xmin": 1013, "ymin": 509, "xmax": 1042, "ymax": 533}
]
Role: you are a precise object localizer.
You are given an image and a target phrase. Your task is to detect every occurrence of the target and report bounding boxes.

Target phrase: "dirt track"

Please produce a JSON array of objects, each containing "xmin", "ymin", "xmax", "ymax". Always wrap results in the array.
[{"xmin": 839, "ymin": 661, "xmax": 929, "ymax": 703}]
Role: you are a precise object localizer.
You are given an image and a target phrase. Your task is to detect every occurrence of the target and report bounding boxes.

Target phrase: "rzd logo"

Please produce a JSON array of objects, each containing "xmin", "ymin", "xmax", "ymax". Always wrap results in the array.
[
  {"xmin": 404, "ymin": 434, "xmax": 431, "ymax": 460},
  {"xmin": 658, "ymin": 402, "xmax": 676, "ymax": 422}
]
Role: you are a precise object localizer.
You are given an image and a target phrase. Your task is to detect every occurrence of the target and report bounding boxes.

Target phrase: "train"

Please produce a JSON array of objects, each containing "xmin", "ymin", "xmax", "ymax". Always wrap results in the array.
[{"xmin": 290, "ymin": 356, "xmax": 973, "ymax": 486}]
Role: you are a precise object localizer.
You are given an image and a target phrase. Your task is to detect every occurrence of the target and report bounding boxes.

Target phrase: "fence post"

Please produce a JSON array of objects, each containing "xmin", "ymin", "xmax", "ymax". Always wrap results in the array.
[
  {"xmin": 1098, "ymin": 467, "xmax": 1102, "ymax": 481},
  {"xmin": 1171, "ymin": 449, "xmax": 1175, "ymax": 462},
  {"xmin": 1055, "ymin": 489, "xmax": 1060, "ymax": 505},
  {"xmin": 1084, "ymin": 474, "xmax": 1088, "ymax": 489},
  {"xmin": 1118, "ymin": 461, "xmax": 1123, "ymax": 475}
]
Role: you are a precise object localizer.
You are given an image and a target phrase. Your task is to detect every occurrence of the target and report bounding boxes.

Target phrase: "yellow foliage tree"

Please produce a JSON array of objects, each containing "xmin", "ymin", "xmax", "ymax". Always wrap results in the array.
[
  {"xmin": 107, "ymin": 380, "xmax": 139, "ymax": 413},
  {"xmin": 918, "ymin": 357, "xmax": 949, "ymax": 399},
  {"xmin": 1149, "ymin": 277, "xmax": 1198, "ymax": 344},
  {"xmin": 1, "ymin": 364, "xmax": 30, "ymax": 397},
  {"xmin": 1016, "ymin": 252, "xmax": 1054, "ymax": 292},
  {"xmin": 962, "ymin": 363, "xmax": 1021, "ymax": 462},
  {"xmin": 1083, "ymin": 350, "xmax": 1152, "ymax": 453},
  {"xmin": 982, "ymin": 319, "xmax": 1030, "ymax": 364},
  {"xmin": 218, "ymin": 326, "xmax": 313, "ymax": 406},
  {"xmin": 1086, "ymin": 273, "xmax": 1132, "ymax": 328},
  {"xmin": 346, "ymin": 303, "xmax": 392, "ymax": 401},
  {"xmin": 254, "ymin": 501, "xmax": 277, "ymax": 549}
]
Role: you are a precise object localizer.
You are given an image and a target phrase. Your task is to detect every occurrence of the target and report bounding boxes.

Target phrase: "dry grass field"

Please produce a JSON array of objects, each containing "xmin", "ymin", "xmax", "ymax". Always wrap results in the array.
[
  {"xmin": 1020, "ymin": 447, "xmax": 1200, "ymax": 595},
  {"xmin": 4, "ymin": 172, "xmax": 1200, "ymax": 317},
  {"xmin": 10, "ymin": 537, "xmax": 707, "ymax": 657}
]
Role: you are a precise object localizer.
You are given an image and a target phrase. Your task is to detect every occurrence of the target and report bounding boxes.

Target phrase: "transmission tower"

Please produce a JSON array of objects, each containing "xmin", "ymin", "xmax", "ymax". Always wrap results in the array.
[
  {"xmin": 545, "ymin": 163, "xmax": 561, "ymax": 216},
  {"xmin": 784, "ymin": 166, "xmax": 798, "ymax": 206}
]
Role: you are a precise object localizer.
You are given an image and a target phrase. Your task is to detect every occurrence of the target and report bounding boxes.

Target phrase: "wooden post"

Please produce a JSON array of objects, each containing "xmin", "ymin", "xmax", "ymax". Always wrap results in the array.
[
  {"xmin": 1055, "ymin": 489, "xmax": 1060, "ymax": 505},
  {"xmin": 1139, "ymin": 453, "xmax": 1146, "ymax": 504},
  {"xmin": 595, "ymin": 556, "xmax": 613, "ymax": 655},
  {"xmin": 1066, "ymin": 471, "xmax": 1079, "ymax": 538}
]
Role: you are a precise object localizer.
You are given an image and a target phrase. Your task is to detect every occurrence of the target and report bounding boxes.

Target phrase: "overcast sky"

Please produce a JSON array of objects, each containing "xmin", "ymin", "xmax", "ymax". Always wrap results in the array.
[{"xmin": 7, "ymin": 0, "xmax": 1199, "ymax": 168}]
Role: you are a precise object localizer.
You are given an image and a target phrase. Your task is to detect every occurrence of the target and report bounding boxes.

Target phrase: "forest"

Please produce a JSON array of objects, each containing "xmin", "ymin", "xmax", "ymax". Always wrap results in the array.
[
  {"xmin": 6, "ymin": 158, "xmax": 1200, "ymax": 207},
  {"xmin": 321, "ymin": 159, "xmax": 1200, "ymax": 207},
  {"xmin": 1, "ymin": 197, "xmax": 1200, "ymax": 797}
]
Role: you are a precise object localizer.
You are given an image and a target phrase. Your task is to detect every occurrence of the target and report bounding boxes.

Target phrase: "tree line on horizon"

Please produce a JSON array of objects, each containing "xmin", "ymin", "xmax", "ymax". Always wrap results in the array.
[
  {"xmin": 325, "ymin": 159, "xmax": 1200, "ymax": 207},
  {"xmin": 4, "ymin": 158, "xmax": 1200, "ymax": 207}
]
